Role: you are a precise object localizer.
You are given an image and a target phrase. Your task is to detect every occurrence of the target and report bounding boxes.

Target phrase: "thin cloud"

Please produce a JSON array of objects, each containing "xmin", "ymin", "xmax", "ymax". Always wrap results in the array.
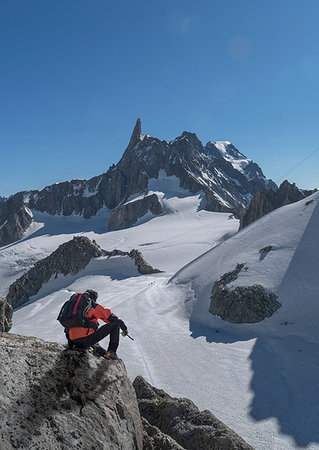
[{"xmin": 166, "ymin": 10, "xmax": 197, "ymax": 36}]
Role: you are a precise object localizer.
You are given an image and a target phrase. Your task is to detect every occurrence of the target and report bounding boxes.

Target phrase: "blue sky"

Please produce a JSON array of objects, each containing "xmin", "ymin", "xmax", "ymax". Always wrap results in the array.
[{"xmin": 1, "ymin": 0, "xmax": 318, "ymax": 197}]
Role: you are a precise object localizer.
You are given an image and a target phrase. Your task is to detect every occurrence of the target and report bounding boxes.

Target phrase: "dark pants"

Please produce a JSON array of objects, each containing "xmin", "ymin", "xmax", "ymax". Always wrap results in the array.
[{"xmin": 69, "ymin": 322, "xmax": 120, "ymax": 352}]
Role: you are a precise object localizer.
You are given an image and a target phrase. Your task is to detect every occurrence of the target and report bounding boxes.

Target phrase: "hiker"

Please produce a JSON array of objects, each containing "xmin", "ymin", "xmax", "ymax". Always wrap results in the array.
[{"xmin": 65, "ymin": 289, "xmax": 128, "ymax": 360}]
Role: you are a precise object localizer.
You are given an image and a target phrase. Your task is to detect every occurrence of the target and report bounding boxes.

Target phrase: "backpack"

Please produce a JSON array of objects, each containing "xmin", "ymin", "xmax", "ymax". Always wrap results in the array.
[{"xmin": 57, "ymin": 293, "xmax": 98, "ymax": 331}]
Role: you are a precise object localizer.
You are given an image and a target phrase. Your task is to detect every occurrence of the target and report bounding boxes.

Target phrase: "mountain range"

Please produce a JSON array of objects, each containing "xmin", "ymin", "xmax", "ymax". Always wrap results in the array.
[{"xmin": 0, "ymin": 119, "xmax": 278, "ymax": 246}]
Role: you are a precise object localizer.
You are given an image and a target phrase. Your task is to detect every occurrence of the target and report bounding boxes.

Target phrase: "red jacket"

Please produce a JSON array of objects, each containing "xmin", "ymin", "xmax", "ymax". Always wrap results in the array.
[{"xmin": 68, "ymin": 303, "xmax": 113, "ymax": 340}]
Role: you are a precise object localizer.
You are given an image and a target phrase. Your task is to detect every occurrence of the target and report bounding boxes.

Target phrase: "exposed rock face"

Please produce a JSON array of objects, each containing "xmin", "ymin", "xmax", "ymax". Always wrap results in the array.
[
  {"xmin": 240, "ymin": 180, "xmax": 314, "ymax": 229},
  {"xmin": 209, "ymin": 264, "xmax": 281, "ymax": 323},
  {"xmin": 6, "ymin": 237, "xmax": 161, "ymax": 309},
  {"xmin": 6, "ymin": 236, "xmax": 102, "ymax": 309},
  {"xmin": 0, "ymin": 119, "xmax": 276, "ymax": 246},
  {"xmin": 0, "ymin": 297, "xmax": 13, "ymax": 332},
  {"xmin": 141, "ymin": 418, "xmax": 184, "ymax": 449},
  {"xmin": 0, "ymin": 194, "xmax": 32, "ymax": 246},
  {"xmin": 0, "ymin": 333, "xmax": 144, "ymax": 450},
  {"xmin": 133, "ymin": 376, "xmax": 254, "ymax": 450},
  {"xmin": 108, "ymin": 193, "xmax": 163, "ymax": 231},
  {"xmin": 128, "ymin": 249, "xmax": 162, "ymax": 275}
]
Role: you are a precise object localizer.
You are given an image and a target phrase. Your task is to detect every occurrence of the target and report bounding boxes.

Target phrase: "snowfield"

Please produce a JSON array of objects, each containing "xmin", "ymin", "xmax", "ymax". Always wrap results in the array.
[{"xmin": 3, "ymin": 185, "xmax": 319, "ymax": 450}]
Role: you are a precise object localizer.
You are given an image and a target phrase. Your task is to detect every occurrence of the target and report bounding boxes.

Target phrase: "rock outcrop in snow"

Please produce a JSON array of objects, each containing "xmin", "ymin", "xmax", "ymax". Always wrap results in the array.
[
  {"xmin": 0, "ymin": 119, "xmax": 276, "ymax": 245},
  {"xmin": 6, "ymin": 236, "xmax": 161, "ymax": 309},
  {"xmin": 133, "ymin": 376, "xmax": 254, "ymax": 450},
  {"xmin": 240, "ymin": 180, "xmax": 314, "ymax": 229},
  {"xmin": 0, "ymin": 297, "xmax": 13, "ymax": 332},
  {"xmin": 108, "ymin": 193, "xmax": 163, "ymax": 231},
  {"xmin": 209, "ymin": 264, "xmax": 281, "ymax": 323}
]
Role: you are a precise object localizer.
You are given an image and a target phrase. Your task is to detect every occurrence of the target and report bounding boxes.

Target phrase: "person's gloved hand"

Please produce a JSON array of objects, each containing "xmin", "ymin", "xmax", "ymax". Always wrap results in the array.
[{"xmin": 121, "ymin": 329, "xmax": 128, "ymax": 337}]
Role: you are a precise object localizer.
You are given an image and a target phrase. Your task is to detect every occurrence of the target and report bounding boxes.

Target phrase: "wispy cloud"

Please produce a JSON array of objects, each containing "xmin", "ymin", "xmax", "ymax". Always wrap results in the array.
[{"xmin": 166, "ymin": 10, "xmax": 198, "ymax": 36}]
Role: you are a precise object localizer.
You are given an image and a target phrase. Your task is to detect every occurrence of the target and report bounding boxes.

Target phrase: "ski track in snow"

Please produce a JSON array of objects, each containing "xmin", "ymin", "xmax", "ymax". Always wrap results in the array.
[{"xmin": 4, "ymin": 190, "xmax": 319, "ymax": 450}]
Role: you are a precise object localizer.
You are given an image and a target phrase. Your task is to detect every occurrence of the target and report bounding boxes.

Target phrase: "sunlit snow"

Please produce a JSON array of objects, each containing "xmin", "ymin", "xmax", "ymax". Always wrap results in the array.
[{"xmin": 3, "ymin": 184, "xmax": 319, "ymax": 450}]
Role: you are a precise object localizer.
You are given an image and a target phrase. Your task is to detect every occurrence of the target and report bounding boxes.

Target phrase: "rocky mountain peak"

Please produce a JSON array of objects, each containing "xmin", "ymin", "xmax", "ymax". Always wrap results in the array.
[
  {"xmin": 125, "ymin": 117, "xmax": 142, "ymax": 153},
  {"xmin": 240, "ymin": 180, "xmax": 313, "ymax": 229}
]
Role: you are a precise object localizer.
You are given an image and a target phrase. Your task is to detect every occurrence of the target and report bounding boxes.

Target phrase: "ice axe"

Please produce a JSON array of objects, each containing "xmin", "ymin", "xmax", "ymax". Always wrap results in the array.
[{"xmin": 121, "ymin": 331, "xmax": 134, "ymax": 340}]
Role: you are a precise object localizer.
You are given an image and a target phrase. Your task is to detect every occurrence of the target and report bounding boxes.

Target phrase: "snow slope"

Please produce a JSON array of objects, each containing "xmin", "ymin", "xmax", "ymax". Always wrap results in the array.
[{"xmin": 5, "ymin": 186, "xmax": 319, "ymax": 450}]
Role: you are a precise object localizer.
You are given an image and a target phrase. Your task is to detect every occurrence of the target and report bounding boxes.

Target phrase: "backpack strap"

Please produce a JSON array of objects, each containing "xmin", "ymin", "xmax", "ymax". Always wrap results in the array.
[{"xmin": 72, "ymin": 293, "xmax": 83, "ymax": 315}]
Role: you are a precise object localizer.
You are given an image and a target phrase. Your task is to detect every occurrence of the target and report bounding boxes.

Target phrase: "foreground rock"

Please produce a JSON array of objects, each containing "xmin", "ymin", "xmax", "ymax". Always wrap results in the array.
[
  {"xmin": 0, "ymin": 333, "xmax": 143, "ymax": 450},
  {"xmin": 6, "ymin": 236, "xmax": 161, "ymax": 309},
  {"xmin": 240, "ymin": 180, "xmax": 314, "ymax": 229},
  {"xmin": 133, "ymin": 376, "xmax": 254, "ymax": 450},
  {"xmin": 0, "ymin": 297, "xmax": 13, "ymax": 332},
  {"xmin": 209, "ymin": 264, "xmax": 281, "ymax": 323}
]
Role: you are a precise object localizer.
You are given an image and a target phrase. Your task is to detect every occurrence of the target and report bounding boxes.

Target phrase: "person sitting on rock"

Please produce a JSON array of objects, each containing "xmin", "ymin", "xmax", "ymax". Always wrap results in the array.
[{"xmin": 66, "ymin": 289, "xmax": 128, "ymax": 360}]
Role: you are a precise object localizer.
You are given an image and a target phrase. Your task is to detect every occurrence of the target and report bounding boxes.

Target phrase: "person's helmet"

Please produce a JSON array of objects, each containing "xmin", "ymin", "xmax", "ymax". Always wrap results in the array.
[{"xmin": 85, "ymin": 289, "xmax": 98, "ymax": 301}]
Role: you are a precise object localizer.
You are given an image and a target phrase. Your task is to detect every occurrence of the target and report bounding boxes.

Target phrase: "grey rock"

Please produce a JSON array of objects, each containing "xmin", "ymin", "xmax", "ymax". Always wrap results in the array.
[
  {"xmin": 128, "ymin": 249, "xmax": 162, "ymax": 275},
  {"xmin": 6, "ymin": 236, "xmax": 102, "ymax": 309},
  {"xmin": 0, "ymin": 333, "xmax": 143, "ymax": 449},
  {"xmin": 142, "ymin": 417, "xmax": 184, "ymax": 449},
  {"xmin": 259, "ymin": 245, "xmax": 272, "ymax": 253},
  {"xmin": 240, "ymin": 180, "xmax": 314, "ymax": 229},
  {"xmin": 0, "ymin": 297, "xmax": 13, "ymax": 332},
  {"xmin": 108, "ymin": 193, "xmax": 163, "ymax": 231},
  {"xmin": 133, "ymin": 376, "xmax": 254, "ymax": 450},
  {"xmin": 209, "ymin": 264, "xmax": 281, "ymax": 323}
]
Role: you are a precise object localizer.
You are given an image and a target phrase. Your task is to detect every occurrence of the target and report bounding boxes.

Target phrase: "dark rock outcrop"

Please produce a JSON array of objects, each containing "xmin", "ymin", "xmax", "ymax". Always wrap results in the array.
[
  {"xmin": 0, "ymin": 333, "xmax": 144, "ymax": 449},
  {"xmin": 6, "ymin": 236, "xmax": 161, "ymax": 309},
  {"xmin": 0, "ymin": 194, "xmax": 32, "ymax": 246},
  {"xmin": 240, "ymin": 180, "xmax": 314, "ymax": 229},
  {"xmin": 133, "ymin": 376, "xmax": 253, "ymax": 450},
  {"xmin": 0, "ymin": 119, "xmax": 276, "ymax": 246},
  {"xmin": 209, "ymin": 264, "xmax": 281, "ymax": 323},
  {"xmin": 6, "ymin": 236, "xmax": 102, "ymax": 309},
  {"xmin": 108, "ymin": 193, "xmax": 163, "ymax": 231},
  {"xmin": 0, "ymin": 297, "xmax": 13, "ymax": 332}
]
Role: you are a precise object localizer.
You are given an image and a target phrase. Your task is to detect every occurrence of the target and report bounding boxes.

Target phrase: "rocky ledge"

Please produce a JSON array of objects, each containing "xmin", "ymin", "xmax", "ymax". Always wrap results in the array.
[
  {"xmin": 0, "ymin": 333, "xmax": 144, "ymax": 450},
  {"xmin": 0, "ymin": 333, "xmax": 253, "ymax": 450}
]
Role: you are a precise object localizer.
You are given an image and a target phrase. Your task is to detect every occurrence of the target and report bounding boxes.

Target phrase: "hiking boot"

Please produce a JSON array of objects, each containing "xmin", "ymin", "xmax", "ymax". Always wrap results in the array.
[
  {"xmin": 104, "ymin": 350, "xmax": 119, "ymax": 360},
  {"xmin": 92, "ymin": 344, "xmax": 107, "ymax": 358}
]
